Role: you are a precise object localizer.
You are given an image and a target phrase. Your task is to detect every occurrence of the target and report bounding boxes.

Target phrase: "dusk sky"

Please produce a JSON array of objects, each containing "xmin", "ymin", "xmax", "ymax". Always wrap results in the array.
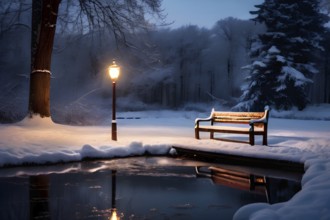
[{"xmin": 161, "ymin": 0, "xmax": 264, "ymax": 29}]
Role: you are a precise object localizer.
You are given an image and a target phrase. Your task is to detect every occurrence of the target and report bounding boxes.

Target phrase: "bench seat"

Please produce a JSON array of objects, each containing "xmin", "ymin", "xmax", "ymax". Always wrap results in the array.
[{"xmin": 197, "ymin": 125, "xmax": 265, "ymax": 133}]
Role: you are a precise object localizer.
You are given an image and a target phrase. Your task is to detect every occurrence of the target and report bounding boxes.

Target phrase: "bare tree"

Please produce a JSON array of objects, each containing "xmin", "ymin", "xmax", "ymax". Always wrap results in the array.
[
  {"xmin": 212, "ymin": 17, "xmax": 260, "ymax": 98},
  {"xmin": 29, "ymin": 0, "xmax": 163, "ymax": 118}
]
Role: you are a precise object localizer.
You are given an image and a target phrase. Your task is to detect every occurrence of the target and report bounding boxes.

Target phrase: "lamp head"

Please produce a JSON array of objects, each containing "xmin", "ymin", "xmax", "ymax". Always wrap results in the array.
[{"xmin": 109, "ymin": 60, "xmax": 120, "ymax": 81}]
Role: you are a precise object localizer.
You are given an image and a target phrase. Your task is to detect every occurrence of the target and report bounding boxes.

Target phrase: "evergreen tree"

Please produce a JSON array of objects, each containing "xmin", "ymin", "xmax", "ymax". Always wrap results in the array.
[{"xmin": 236, "ymin": 0, "xmax": 329, "ymax": 111}]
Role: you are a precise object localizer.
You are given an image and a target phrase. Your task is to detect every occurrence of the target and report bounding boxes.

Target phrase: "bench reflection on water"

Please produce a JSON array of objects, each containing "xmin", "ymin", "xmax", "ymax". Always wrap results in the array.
[{"xmin": 195, "ymin": 165, "xmax": 301, "ymax": 204}]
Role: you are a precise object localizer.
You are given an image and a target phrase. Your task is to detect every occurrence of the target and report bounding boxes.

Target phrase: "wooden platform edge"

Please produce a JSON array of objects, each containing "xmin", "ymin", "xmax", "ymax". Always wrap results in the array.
[{"xmin": 172, "ymin": 146, "xmax": 305, "ymax": 173}]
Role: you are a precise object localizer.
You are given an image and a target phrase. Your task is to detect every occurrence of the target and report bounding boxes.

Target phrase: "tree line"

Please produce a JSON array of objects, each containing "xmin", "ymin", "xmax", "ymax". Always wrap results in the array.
[{"xmin": 0, "ymin": 0, "xmax": 329, "ymax": 123}]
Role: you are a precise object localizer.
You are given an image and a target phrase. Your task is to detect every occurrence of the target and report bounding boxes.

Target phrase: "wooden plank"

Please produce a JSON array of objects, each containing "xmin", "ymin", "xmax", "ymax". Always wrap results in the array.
[{"xmin": 198, "ymin": 125, "xmax": 250, "ymax": 134}]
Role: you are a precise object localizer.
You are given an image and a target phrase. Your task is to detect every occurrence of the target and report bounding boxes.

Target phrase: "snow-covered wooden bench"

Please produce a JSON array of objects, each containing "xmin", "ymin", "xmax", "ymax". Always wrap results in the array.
[{"xmin": 195, "ymin": 106, "xmax": 270, "ymax": 145}]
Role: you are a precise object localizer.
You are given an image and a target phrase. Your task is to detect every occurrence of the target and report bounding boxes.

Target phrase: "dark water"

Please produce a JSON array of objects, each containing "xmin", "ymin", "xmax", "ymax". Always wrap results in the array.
[{"xmin": 0, "ymin": 157, "xmax": 302, "ymax": 220}]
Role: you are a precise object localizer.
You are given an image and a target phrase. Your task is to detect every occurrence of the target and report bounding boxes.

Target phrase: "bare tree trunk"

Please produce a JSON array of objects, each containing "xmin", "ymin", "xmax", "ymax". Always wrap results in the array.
[{"xmin": 29, "ymin": 0, "xmax": 61, "ymax": 117}]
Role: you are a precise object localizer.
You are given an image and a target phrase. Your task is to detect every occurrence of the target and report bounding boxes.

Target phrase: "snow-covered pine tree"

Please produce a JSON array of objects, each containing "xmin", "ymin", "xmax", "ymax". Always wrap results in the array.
[{"xmin": 236, "ymin": 0, "xmax": 329, "ymax": 111}]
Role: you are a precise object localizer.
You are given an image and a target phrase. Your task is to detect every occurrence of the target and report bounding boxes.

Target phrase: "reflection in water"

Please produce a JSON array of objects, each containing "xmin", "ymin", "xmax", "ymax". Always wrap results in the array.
[
  {"xmin": 196, "ymin": 166, "xmax": 269, "ymax": 201},
  {"xmin": 29, "ymin": 175, "xmax": 50, "ymax": 220},
  {"xmin": 195, "ymin": 166, "xmax": 301, "ymax": 204},
  {"xmin": 110, "ymin": 170, "xmax": 121, "ymax": 220},
  {"xmin": 0, "ymin": 157, "xmax": 302, "ymax": 220},
  {"xmin": 109, "ymin": 209, "xmax": 119, "ymax": 220}
]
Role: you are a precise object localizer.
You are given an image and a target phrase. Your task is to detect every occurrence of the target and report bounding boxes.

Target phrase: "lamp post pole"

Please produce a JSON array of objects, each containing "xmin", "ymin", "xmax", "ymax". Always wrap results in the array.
[
  {"xmin": 112, "ymin": 80, "xmax": 117, "ymax": 141},
  {"xmin": 109, "ymin": 60, "xmax": 120, "ymax": 141}
]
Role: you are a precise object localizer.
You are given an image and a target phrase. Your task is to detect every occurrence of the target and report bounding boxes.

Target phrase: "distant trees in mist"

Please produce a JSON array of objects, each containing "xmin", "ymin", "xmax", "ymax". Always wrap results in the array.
[
  {"xmin": 48, "ymin": 18, "xmax": 262, "ymax": 112},
  {"xmin": 1, "ymin": 1, "xmax": 330, "ymax": 124}
]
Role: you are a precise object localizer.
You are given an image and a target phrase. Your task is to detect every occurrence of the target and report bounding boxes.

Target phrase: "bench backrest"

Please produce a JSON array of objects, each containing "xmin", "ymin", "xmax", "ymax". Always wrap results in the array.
[
  {"xmin": 213, "ymin": 112, "xmax": 264, "ymax": 121},
  {"xmin": 211, "ymin": 106, "xmax": 270, "ymax": 125}
]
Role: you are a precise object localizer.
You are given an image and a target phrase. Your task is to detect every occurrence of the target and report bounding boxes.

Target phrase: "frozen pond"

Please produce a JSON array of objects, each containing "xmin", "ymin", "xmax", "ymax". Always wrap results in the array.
[{"xmin": 0, "ymin": 157, "xmax": 302, "ymax": 220}]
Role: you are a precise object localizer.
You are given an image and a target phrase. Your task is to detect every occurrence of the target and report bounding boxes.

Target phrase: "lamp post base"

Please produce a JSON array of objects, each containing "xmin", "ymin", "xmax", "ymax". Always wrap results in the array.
[{"xmin": 111, "ymin": 121, "xmax": 117, "ymax": 141}]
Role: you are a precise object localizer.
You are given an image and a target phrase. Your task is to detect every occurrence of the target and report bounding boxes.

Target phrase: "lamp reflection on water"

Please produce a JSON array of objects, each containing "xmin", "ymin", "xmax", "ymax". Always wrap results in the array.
[
  {"xmin": 109, "ymin": 170, "xmax": 121, "ymax": 220},
  {"xmin": 109, "ymin": 208, "xmax": 119, "ymax": 220}
]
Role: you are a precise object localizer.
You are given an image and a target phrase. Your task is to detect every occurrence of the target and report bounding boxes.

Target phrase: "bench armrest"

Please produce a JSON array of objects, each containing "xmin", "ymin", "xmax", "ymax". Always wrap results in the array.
[
  {"xmin": 249, "ymin": 118, "xmax": 266, "ymax": 125},
  {"xmin": 195, "ymin": 108, "xmax": 214, "ymax": 127},
  {"xmin": 249, "ymin": 106, "xmax": 270, "ymax": 125}
]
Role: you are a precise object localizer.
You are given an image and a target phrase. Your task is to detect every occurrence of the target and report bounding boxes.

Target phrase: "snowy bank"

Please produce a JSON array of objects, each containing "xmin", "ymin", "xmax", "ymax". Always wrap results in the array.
[{"xmin": 0, "ymin": 105, "xmax": 330, "ymax": 219}]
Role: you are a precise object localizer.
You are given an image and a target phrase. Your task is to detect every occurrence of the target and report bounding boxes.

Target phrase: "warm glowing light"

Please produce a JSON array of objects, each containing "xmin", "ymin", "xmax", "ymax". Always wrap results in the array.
[
  {"xmin": 256, "ymin": 177, "xmax": 265, "ymax": 183},
  {"xmin": 109, "ymin": 209, "xmax": 120, "ymax": 220},
  {"xmin": 108, "ymin": 60, "xmax": 120, "ymax": 81}
]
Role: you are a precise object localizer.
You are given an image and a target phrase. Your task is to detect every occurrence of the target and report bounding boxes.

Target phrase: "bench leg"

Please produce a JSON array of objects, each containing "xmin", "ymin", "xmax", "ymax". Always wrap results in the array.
[
  {"xmin": 249, "ymin": 133, "xmax": 255, "ymax": 146},
  {"xmin": 263, "ymin": 126, "xmax": 268, "ymax": 146},
  {"xmin": 250, "ymin": 135, "xmax": 255, "ymax": 146},
  {"xmin": 262, "ymin": 133, "xmax": 267, "ymax": 146},
  {"xmin": 210, "ymin": 131, "xmax": 214, "ymax": 139},
  {"xmin": 195, "ymin": 128, "xmax": 200, "ymax": 139}
]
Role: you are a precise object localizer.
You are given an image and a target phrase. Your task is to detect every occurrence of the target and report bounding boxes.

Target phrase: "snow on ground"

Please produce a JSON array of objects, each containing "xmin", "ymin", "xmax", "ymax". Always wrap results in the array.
[{"xmin": 0, "ymin": 104, "xmax": 330, "ymax": 219}]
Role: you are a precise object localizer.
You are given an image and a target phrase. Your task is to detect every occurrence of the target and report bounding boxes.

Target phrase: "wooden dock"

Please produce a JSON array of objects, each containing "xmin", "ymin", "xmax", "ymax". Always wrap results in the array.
[{"xmin": 172, "ymin": 145, "xmax": 304, "ymax": 172}]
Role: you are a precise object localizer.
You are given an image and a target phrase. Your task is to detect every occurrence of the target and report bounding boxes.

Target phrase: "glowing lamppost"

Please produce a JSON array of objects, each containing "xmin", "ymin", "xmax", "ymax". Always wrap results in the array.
[{"xmin": 108, "ymin": 60, "xmax": 120, "ymax": 141}]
